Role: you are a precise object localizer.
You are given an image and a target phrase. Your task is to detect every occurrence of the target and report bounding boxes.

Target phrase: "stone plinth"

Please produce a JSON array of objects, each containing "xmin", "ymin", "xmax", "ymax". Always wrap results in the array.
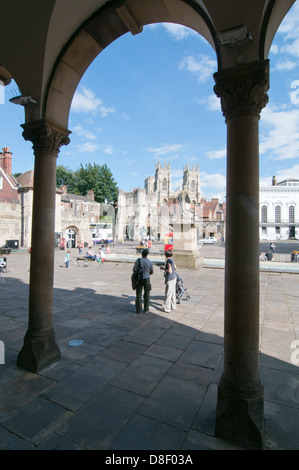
[{"xmin": 172, "ymin": 222, "xmax": 203, "ymax": 269}]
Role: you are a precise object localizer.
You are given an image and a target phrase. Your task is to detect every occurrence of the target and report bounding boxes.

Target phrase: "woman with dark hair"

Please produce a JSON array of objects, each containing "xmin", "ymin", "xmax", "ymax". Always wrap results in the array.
[{"xmin": 160, "ymin": 249, "xmax": 177, "ymax": 313}]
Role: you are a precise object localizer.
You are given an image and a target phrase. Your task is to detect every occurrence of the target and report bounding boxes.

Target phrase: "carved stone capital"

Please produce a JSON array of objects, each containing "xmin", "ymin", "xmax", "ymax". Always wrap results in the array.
[
  {"xmin": 21, "ymin": 120, "xmax": 71, "ymax": 154},
  {"xmin": 213, "ymin": 60, "xmax": 269, "ymax": 121}
]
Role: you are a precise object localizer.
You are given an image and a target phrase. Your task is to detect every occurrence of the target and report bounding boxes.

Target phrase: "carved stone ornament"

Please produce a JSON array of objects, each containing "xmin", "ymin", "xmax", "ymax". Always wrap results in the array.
[
  {"xmin": 21, "ymin": 120, "xmax": 70, "ymax": 154},
  {"xmin": 213, "ymin": 60, "xmax": 269, "ymax": 121}
]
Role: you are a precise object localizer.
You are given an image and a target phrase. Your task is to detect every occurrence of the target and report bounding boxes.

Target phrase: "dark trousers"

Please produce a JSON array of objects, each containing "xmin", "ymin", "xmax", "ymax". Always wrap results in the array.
[{"xmin": 135, "ymin": 278, "xmax": 151, "ymax": 313}]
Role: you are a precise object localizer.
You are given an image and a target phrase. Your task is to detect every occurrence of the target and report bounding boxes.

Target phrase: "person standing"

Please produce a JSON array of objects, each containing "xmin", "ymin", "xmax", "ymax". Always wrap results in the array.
[
  {"xmin": 99, "ymin": 247, "xmax": 105, "ymax": 266},
  {"xmin": 65, "ymin": 251, "xmax": 70, "ymax": 268},
  {"xmin": 160, "ymin": 249, "xmax": 177, "ymax": 313},
  {"xmin": 133, "ymin": 248, "xmax": 153, "ymax": 314},
  {"xmin": 77, "ymin": 241, "xmax": 83, "ymax": 255},
  {"xmin": 270, "ymin": 241, "xmax": 276, "ymax": 253}
]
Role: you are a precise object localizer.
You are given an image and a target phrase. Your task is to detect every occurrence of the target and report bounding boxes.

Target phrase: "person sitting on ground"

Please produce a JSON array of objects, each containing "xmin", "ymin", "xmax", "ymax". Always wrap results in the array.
[
  {"xmin": 265, "ymin": 250, "xmax": 273, "ymax": 261},
  {"xmin": 86, "ymin": 246, "xmax": 96, "ymax": 260}
]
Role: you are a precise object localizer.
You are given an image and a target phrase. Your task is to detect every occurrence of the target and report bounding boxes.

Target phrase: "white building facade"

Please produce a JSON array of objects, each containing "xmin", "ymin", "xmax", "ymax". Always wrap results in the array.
[{"xmin": 259, "ymin": 176, "xmax": 299, "ymax": 240}]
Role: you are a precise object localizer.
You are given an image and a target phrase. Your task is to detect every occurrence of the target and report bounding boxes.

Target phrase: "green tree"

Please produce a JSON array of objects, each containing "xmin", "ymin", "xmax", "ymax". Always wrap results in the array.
[
  {"xmin": 76, "ymin": 163, "xmax": 118, "ymax": 204},
  {"xmin": 56, "ymin": 165, "xmax": 78, "ymax": 193}
]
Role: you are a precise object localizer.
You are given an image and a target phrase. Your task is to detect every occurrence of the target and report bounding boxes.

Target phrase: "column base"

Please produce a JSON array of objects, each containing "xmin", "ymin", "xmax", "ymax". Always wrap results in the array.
[
  {"xmin": 215, "ymin": 376, "xmax": 264, "ymax": 449},
  {"xmin": 17, "ymin": 328, "xmax": 61, "ymax": 373}
]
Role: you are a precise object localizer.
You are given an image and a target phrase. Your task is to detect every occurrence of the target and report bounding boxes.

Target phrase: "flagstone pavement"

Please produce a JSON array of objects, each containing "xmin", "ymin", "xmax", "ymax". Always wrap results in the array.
[{"xmin": 1, "ymin": 248, "xmax": 299, "ymax": 451}]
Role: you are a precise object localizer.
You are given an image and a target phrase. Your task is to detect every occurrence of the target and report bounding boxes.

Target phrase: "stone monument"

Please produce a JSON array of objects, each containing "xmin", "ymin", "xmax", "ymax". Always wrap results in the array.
[{"xmin": 172, "ymin": 188, "xmax": 203, "ymax": 269}]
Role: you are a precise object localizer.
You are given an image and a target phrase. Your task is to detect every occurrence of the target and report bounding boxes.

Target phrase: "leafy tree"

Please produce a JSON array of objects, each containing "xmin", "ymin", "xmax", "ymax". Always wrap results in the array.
[
  {"xmin": 75, "ymin": 163, "xmax": 118, "ymax": 204},
  {"xmin": 56, "ymin": 165, "xmax": 78, "ymax": 193}
]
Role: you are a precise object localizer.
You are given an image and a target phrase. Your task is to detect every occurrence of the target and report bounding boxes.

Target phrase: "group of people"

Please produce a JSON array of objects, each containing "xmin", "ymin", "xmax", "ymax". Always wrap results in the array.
[
  {"xmin": 132, "ymin": 248, "xmax": 177, "ymax": 314},
  {"xmin": 139, "ymin": 238, "xmax": 152, "ymax": 251},
  {"xmin": 64, "ymin": 243, "xmax": 111, "ymax": 268},
  {"xmin": 86, "ymin": 246, "xmax": 106, "ymax": 265},
  {"xmin": 260, "ymin": 241, "xmax": 276, "ymax": 261}
]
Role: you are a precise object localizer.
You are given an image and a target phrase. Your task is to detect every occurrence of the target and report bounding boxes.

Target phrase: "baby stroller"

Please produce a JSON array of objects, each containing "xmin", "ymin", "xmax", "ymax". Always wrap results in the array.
[{"xmin": 176, "ymin": 272, "xmax": 190, "ymax": 304}]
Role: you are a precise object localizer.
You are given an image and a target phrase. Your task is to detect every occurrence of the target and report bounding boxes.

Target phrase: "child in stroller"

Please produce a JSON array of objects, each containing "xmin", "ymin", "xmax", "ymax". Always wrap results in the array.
[{"xmin": 176, "ymin": 272, "xmax": 190, "ymax": 304}]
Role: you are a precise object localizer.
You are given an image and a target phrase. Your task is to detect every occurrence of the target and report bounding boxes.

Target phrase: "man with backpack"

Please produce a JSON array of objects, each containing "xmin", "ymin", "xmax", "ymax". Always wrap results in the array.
[{"xmin": 132, "ymin": 248, "xmax": 153, "ymax": 314}]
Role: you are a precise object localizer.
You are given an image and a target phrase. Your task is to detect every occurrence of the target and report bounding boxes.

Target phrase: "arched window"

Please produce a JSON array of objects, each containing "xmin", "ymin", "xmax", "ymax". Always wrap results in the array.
[
  {"xmin": 275, "ymin": 206, "xmax": 281, "ymax": 223},
  {"xmin": 261, "ymin": 205, "xmax": 267, "ymax": 223},
  {"xmin": 289, "ymin": 205, "xmax": 295, "ymax": 223},
  {"xmin": 191, "ymin": 180, "xmax": 196, "ymax": 192},
  {"xmin": 162, "ymin": 178, "xmax": 167, "ymax": 192}
]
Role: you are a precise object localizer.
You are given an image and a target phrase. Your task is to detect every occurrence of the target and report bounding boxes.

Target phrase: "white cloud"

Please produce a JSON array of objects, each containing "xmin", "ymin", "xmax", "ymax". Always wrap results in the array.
[
  {"xmin": 77, "ymin": 142, "xmax": 99, "ymax": 153},
  {"xmin": 260, "ymin": 165, "xmax": 299, "ymax": 187},
  {"xmin": 206, "ymin": 148, "xmax": 226, "ymax": 160},
  {"xmin": 103, "ymin": 145, "xmax": 114, "ymax": 155},
  {"xmin": 200, "ymin": 173, "xmax": 226, "ymax": 189},
  {"xmin": 146, "ymin": 144, "xmax": 184, "ymax": 156},
  {"xmin": 260, "ymin": 106, "xmax": 299, "ymax": 160},
  {"xmin": 197, "ymin": 94, "xmax": 221, "ymax": 111},
  {"xmin": 276, "ymin": 3, "xmax": 299, "ymax": 57},
  {"xmin": 290, "ymin": 80, "xmax": 299, "ymax": 105},
  {"xmin": 274, "ymin": 60, "xmax": 297, "ymax": 72},
  {"xmin": 270, "ymin": 44, "xmax": 279, "ymax": 55},
  {"xmin": 162, "ymin": 23, "xmax": 197, "ymax": 41},
  {"xmin": 277, "ymin": 2, "xmax": 299, "ymax": 38},
  {"xmin": 179, "ymin": 54, "xmax": 217, "ymax": 83},
  {"xmin": 73, "ymin": 124, "xmax": 97, "ymax": 140},
  {"xmin": 147, "ymin": 23, "xmax": 198, "ymax": 41},
  {"xmin": 72, "ymin": 86, "xmax": 115, "ymax": 117}
]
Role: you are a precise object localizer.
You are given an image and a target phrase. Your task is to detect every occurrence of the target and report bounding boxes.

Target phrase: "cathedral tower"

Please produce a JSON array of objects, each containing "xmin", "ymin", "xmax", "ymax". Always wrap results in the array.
[
  {"xmin": 183, "ymin": 164, "xmax": 200, "ymax": 203},
  {"xmin": 154, "ymin": 161, "xmax": 172, "ymax": 202}
]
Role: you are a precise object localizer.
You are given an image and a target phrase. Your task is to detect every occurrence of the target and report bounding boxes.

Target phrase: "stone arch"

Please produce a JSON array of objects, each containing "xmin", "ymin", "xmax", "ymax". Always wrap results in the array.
[
  {"xmin": 45, "ymin": 0, "xmax": 218, "ymax": 130},
  {"xmin": 65, "ymin": 225, "xmax": 80, "ymax": 248}
]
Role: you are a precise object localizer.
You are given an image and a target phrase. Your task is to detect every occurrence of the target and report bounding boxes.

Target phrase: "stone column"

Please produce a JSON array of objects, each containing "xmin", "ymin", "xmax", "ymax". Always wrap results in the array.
[
  {"xmin": 17, "ymin": 120, "xmax": 70, "ymax": 372},
  {"xmin": 213, "ymin": 60, "xmax": 269, "ymax": 449}
]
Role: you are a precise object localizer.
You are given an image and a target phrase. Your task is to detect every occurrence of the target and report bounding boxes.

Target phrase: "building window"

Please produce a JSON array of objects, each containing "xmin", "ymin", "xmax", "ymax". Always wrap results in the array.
[
  {"xmin": 191, "ymin": 180, "xmax": 196, "ymax": 192},
  {"xmin": 162, "ymin": 178, "xmax": 167, "ymax": 192},
  {"xmin": 275, "ymin": 206, "xmax": 281, "ymax": 223},
  {"xmin": 275, "ymin": 226, "xmax": 280, "ymax": 235},
  {"xmin": 262, "ymin": 226, "xmax": 267, "ymax": 235},
  {"xmin": 261, "ymin": 205, "xmax": 267, "ymax": 223},
  {"xmin": 289, "ymin": 205, "xmax": 295, "ymax": 223}
]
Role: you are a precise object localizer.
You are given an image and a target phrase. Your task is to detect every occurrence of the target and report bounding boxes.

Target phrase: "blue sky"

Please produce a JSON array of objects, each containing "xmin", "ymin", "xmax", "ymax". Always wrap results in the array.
[{"xmin": 2, "ymin": 2, "xmax": 299, "ymax": 202}]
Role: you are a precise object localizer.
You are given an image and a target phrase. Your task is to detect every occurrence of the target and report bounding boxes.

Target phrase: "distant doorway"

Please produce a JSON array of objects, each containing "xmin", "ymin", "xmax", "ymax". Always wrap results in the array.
[{"xmin": 289, "ymin": 226, "xmax": 295, "ymax": 238}]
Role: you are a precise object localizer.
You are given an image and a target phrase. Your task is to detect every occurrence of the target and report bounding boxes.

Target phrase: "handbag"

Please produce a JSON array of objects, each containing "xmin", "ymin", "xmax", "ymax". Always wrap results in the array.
[{"xmin": 131, "ymin": 258, "xmax": 143, "ymax": 290}]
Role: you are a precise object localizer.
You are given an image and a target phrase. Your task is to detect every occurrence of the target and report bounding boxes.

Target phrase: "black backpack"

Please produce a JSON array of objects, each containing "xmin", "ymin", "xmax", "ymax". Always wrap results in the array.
[{"xmin": 131, "ymin": 258, "xmax": 143, "ymax": 290}]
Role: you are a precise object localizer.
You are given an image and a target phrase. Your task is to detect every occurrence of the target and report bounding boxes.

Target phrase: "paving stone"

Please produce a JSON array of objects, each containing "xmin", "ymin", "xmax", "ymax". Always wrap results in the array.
[
  {"xmin": 143, "ymin": 343, "xmax": 183, "ymax": 362},
  {"xmin": 57, "ymin": 385, "xmax": 144, "ymax": 449},
  {"xmin": 101, "ymin": 340, "xmax": 146, "ymax": 363},
  {"xmin": 264, "ymin": 401, "xmax": 299, "ymax": 450},
  {"xmin": 0, "ymin": 373, "xmax": 54, "ymax": 413},
  {"xmin": 2, "ymin": 397, "xmax": 72, "ymax": 445},
  {"xmin": 0, "ymin": 425, "xmax": 35, "ymax": 449},
  {"xmin": 108, "ymin": 414, "xmax": 186, "ymax": 450},
  {"xmin": 109, "ymin": 354, "xmax": 172, "ymax": 396},
  {"xmin": 138, "ymin": 375, "xmax": 206, "ymax": 431},
  {"xmin": 179, "ymin": 339, "xmax": 223, "ymax": 369},
  {"xmin": 168, "ymin": 359, "xmax": 215, "ymax": 386},
  {"xmin": 43, "ymin": 356, "xmax": 126, "ymax": 411}
]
